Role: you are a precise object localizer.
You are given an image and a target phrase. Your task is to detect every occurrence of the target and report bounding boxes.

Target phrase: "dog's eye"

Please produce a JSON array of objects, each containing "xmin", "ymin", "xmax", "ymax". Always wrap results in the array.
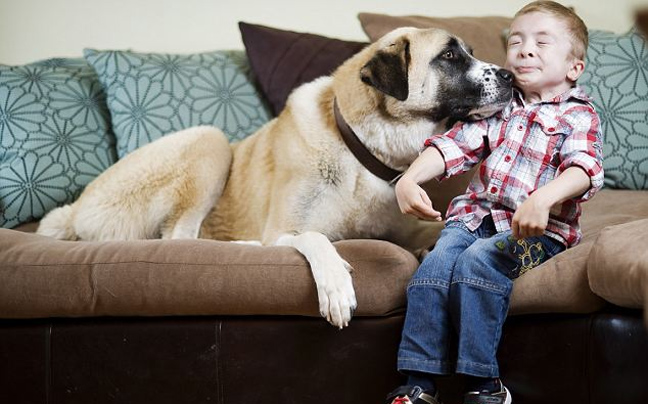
[{"xmin": 443, "ymin": 50, "xmax": 455, "ymax": 59}]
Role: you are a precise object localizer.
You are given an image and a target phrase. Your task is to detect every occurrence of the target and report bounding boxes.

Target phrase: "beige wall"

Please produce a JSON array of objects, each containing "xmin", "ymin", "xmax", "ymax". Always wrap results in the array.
[{"xmin": 0, "ymin": 0, "xmax": 643, "ymax": 65}]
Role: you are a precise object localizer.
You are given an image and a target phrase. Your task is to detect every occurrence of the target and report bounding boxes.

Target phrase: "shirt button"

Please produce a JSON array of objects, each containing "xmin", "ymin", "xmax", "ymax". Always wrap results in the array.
[
  {"xmin": 490, "ymin": 186, "xmax": 498, "ymax": 194},
  {"xmin": 517, "ymin": 124, "xmax": 524, "ymax": 131},
  {"xmin": 504, "ymin": 155, "xmax": 511, "ymax": 162}
]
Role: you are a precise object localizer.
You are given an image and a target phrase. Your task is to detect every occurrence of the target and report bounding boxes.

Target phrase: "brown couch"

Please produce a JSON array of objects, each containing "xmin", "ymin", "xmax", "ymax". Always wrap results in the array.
[
  {"xmin": 1, "ymin": 189, "xmax": 647, "ymax": 404},
  {"xmin": 2, "ymin": 15, "xmax": 648, "ymax": 404}
]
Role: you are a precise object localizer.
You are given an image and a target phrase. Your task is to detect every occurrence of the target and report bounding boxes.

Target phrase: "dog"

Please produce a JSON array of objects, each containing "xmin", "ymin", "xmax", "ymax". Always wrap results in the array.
[{"xmin": 37, "ymin": 27, "xmax": 513, "ymax": 328}]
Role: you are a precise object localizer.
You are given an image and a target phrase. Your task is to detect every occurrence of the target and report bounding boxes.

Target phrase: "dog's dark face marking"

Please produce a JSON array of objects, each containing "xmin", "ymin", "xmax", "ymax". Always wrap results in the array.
[
  {"xmin": 361, "ymin": 29, "xmax": 513, "ymax": 124},
  {"xmin": 431, "ymin": 37, "xmax": 513, "ymax": 121}
]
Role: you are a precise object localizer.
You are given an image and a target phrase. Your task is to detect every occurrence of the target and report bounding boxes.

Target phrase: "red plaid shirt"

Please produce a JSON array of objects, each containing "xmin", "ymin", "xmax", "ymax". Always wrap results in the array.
[{"xmin": 425, "ymin": 86, "xmax": 604, "ymax": 247}]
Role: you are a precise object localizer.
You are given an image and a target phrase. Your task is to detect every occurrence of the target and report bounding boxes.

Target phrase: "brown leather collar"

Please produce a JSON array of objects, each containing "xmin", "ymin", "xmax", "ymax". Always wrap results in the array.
[{"xmin": 333, "ymin": 98, "xmax": 403, "ymax": 185}]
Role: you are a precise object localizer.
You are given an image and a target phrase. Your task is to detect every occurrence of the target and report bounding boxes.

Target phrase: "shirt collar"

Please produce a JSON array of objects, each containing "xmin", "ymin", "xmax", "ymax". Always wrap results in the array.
[{"xmin": 500, "ymin": 86, "xmax": 592, "ymax": 120}]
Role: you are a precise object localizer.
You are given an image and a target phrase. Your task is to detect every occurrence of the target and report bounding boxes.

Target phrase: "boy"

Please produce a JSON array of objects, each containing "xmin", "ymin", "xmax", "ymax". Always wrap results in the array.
[{"xmin": 385, "ymin": 2, "xmax": 604, "ymax": 404}]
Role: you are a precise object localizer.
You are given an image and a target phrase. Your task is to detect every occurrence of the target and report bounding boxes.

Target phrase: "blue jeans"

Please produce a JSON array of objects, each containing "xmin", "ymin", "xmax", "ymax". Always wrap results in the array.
[{"xmin": 397, "ymin": 216, "xmax": 565, "ymax": 378}]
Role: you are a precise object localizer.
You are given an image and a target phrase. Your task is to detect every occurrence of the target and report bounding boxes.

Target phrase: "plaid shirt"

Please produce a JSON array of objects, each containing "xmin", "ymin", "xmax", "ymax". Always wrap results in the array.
[{"xmin": 425, "ymin": 86, "xmax": 604, "ymax": 247}]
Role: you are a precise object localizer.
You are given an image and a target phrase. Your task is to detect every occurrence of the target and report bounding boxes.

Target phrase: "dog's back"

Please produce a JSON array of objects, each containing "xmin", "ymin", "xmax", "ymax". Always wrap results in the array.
[{"xmin": 37, "ymin": 126, "xmax": 232, "ymax": 241}]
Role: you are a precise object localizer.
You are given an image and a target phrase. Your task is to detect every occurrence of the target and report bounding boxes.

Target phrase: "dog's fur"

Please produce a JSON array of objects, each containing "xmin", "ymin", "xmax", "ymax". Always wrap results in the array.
[{"xmin": 38, "ymin": 27, "xmax": 513, "ymax": 328}]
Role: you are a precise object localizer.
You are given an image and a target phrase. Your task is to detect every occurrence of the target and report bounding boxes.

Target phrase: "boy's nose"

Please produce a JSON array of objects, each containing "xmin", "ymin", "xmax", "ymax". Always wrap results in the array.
[{"xmin": 519, "ymin": 44, "xmax": 534, "ymax": 58}]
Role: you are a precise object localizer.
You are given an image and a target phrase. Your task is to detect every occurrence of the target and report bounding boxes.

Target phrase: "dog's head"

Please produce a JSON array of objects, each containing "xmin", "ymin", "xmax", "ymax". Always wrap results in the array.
[{"xmin": 359, "ymin": 27, "xmax": 513, "ymax": 122}]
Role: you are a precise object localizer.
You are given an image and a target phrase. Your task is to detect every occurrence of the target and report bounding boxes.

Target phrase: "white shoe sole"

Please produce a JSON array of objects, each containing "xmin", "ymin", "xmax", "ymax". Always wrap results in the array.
[{"xmin": 503, "ymin": 385, "xmax": 512, "ymax": 404}]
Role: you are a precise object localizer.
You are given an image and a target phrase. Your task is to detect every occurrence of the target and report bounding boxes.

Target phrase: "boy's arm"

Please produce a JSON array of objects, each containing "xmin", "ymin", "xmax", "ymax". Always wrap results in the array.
[
  {"xmin": 513, "ymin": 102, "xmax": 604, "ymax": 239},
  {"xmin": 394, "ymin": 146, "xmax": 446, "ymax": 221},
  {"xmin": 511, "ymin": 166, "xmax": 591, "ymax": 239},
  {"xmin": 396, "ymin": 119, "xmax": 492, "ymax": 221}
]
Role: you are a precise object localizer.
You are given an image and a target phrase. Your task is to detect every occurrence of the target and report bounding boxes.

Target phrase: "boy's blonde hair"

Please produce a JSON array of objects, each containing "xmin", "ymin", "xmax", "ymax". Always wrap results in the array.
[{"xmin": 515, "ymin": 1, "xmax": 588, "ymax": 60}]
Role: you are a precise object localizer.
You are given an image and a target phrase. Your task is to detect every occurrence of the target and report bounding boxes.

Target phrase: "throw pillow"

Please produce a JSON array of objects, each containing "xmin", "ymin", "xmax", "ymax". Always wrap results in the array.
[
  {"xmin": 0, "ymin": 58, "xmax": 116, "ymax": 229},
  {"xmin": 239, "ymin": 22, "xmax": 367, "ymax": 116},
  {"xmin": 580, "ymin": 29, "xmax": 648, "ymax": 190},
  {"xmin": 357, "ymin": 13, "xmax": 512, "ymax": 66},
  {"xmin": 83, "ymin": 49, "xmax": 271, "ymax": 158}
]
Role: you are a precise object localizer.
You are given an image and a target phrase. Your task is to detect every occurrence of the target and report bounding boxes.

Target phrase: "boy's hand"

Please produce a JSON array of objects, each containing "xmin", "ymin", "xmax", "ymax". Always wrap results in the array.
[
  {"xmin": 511, "ymin": 192, "xmax": 551, "ymax": 239},
  {"xmin": 512, "ymin": 166, "xmax": 592, "ymax": 239},
  {"xmin": 395, "ymin": 176, "xmax": 443, "ymax": 221}
]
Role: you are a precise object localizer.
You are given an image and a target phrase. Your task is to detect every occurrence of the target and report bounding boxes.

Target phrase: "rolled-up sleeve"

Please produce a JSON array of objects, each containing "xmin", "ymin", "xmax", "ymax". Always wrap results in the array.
[
  {"xmin": 557, "ymin": 106, "xmax": 604, "ymax": 201},
  {"xmin": 423, "ymin": 119, "xmax": 489, "ymax": 181}
]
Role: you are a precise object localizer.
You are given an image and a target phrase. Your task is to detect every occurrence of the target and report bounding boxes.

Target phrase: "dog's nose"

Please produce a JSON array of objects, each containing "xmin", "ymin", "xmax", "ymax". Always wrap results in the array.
[{"xmin": 496, "ymin": 69, "xmax": 514, "ymax": 83}]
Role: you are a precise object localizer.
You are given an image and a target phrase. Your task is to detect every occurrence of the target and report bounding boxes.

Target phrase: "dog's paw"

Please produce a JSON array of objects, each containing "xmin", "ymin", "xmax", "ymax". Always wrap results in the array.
[{"xmin": 317, "ymin": 260, "xmax": 357, "ymax": 329}]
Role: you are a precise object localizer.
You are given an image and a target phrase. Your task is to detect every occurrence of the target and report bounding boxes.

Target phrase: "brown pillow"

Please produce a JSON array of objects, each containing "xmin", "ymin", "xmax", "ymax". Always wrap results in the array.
[
  {"xmin": 239, "ymin": 22, "xmax": 367, "ymax": 116},
  {"xmin": 357, "ymin": 13, "xmax": 512, "ymax": 66}
]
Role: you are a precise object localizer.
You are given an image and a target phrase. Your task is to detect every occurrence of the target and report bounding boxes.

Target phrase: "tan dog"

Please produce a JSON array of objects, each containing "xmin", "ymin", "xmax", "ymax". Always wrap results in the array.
[{"xmin": 38, "ymin": 27, "xmax": 513, "ymax": 328}]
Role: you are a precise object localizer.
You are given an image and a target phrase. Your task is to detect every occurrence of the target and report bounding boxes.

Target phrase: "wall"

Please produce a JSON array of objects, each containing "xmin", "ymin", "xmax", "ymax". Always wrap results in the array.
[{"xmin": 0, "ymin": 0, "xmax": 644, "ymax": 64}]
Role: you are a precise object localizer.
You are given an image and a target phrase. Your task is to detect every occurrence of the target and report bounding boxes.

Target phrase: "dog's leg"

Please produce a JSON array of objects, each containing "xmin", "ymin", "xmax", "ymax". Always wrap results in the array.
[
  {"xmin": 162, "ymin": 209, "xmax": 206, "ymax": 239},
  {"xmin": 275, "ymin": 231, "xmax": 357, "ymax": 329}
]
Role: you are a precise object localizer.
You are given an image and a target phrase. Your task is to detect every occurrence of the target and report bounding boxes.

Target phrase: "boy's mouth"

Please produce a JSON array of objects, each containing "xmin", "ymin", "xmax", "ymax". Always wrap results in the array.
[{"xmin": 515, "ymin": 66, "xmax": 538, "ymax": 74}]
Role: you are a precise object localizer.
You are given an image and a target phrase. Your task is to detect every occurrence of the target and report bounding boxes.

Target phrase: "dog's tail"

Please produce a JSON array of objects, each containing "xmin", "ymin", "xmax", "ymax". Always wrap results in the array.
[{"xmin": 36, "ymin": 204, "xmax": 78, "ymax": 240}]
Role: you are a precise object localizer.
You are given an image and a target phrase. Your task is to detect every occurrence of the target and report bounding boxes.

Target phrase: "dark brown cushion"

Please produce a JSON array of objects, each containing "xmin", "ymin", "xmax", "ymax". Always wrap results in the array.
[
  {"xmin": 239, "ymin": 22, "xmax": 367, "ymax": 116},
  {"xmin": 0, "ymin": 229, "xmax": 418, "ymax": 319},
  {"xmin": 357, "ymin": 13, "xmax": 512, "ymax": 65}
]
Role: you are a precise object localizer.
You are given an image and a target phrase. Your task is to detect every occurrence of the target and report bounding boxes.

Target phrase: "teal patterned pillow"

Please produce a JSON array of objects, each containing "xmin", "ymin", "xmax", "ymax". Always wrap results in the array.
[
  {"xmin": 83, "ymin": 49, "xmax": 271, "ymax": 158},
  {"xmin": 0, "ymin": 58, "xmax": 116, "ymax": 228},
  {"xmin": 580, "ymin": 29, "xmax": 648, "ymax": 189}
]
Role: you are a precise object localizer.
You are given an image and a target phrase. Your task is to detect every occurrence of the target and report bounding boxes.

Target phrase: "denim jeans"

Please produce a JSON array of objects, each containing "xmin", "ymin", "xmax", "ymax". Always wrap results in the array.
[{"xmin": 397, "ymin": 216, "xmax": 565, "ymax": 378}]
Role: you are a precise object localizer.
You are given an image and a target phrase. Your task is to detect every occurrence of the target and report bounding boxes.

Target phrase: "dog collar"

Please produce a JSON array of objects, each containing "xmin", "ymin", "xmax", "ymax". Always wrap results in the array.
[{"xmin": 333, "ymin": 98, "xmax": 404, "ymax": 185}]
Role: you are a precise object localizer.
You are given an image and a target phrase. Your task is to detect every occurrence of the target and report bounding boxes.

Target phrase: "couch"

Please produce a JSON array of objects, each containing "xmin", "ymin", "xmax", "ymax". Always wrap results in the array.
[{"xmin": 1, "ymin": 13, "xmax": 647, "ymax": 404}]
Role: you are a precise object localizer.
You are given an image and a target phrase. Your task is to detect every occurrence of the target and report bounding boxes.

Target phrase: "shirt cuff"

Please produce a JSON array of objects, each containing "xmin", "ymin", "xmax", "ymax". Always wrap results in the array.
[
  {"xmin": 424, "ymin": 136, "xmax": 465, "ymax": 181},
  {"xmin": 557, "ymin": 152, "xmax": 604, "ymax": 201}
]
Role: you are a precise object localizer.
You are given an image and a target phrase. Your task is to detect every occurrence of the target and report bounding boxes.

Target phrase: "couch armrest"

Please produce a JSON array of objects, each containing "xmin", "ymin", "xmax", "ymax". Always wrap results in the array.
[{"xmin": 588, "ymin": 219, "xmax": 648, "ymax": 327}]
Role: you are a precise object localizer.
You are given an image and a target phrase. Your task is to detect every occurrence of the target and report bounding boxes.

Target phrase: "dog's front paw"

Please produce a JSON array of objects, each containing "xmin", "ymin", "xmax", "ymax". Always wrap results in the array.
[{"xmin": 317, "ymin": 259, "xmax": 357, "ymax": 329}]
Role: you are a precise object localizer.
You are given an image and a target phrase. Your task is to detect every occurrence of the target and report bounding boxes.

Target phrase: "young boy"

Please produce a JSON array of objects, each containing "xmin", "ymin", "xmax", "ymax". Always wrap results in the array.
[{"xmin": 385, "ymin": 2, "xmax": 604, "ymax": 404}]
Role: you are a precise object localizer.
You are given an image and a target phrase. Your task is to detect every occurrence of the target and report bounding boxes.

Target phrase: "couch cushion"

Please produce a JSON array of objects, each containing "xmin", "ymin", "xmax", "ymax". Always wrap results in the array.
[
  {"xmin": 83, "ymin": 49, "xmax": 271, "ymax": 158},
  {"xmin": 357, "ymin": 13, "xmax": 512, "ymax": 65},
  {"xmin": 509, "ymin": 240, "xmax": 605, "ymax": 315},
  {"xmin": 239, "ymin": 22, "xmax": 367, "ymax": 116},
  {"xmin": 579, "ymin": 189, "xmax": 648, "ymax": 239},
  {"xmin": 0, "ymin": 230, "xmax": 418, "ymax": 319},
  {"xmin": 0, "ymin": 58, "xmax": 116, "ymax": 229},
  {"xmin": 3, "ymin": 189, "xmax": 646, "ymax": 320},
  {"xmin": 509, "ymin": 188, "xmax": 648, "ymax": 315},
  {"xmin": 579, "ymin": 28, "xmax": 648, "ymax": 190}
]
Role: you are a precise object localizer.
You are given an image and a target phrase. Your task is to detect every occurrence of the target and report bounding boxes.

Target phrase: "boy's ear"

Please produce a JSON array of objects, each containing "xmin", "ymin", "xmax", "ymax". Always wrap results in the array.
[{"xmin": 568, "ymin": 58, "xmax": 585, "ymax": 82}]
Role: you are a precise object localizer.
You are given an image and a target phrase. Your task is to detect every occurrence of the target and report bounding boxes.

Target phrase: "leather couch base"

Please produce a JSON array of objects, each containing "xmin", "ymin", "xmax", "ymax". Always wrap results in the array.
[
  {"xmin": 0, "ymin": 315, "xmax": 406, "ymax": 404},
  {"xmin": 1, "ymin": 308, "xmax": 647, "ymax": 404}
]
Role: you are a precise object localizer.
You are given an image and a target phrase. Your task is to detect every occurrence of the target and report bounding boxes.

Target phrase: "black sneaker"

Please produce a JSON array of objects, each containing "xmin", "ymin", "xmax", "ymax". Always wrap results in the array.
[
  {"xmin": 463, "ymin": 384, "xmax": 511, "ymax": 404},
  {"xmin": 385, "ymin": 385, "xmax": 442, "ymax": 404}
]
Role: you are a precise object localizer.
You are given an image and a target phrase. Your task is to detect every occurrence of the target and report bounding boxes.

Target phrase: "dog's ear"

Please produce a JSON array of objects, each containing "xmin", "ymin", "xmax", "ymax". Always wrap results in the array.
[{"xmin": 360, "ymin": 38, "xmax": 410, "ymax": 101}]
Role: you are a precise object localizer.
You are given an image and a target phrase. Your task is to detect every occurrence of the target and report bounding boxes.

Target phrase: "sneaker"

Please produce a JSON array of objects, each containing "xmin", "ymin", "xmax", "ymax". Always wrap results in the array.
[
  {"xmin": 462, "ymin": 384, "xmax": 511, "ymax": 404},
  {"xmin": 385, "ymin": 385, "xmax": 442, "ymax": 404}
]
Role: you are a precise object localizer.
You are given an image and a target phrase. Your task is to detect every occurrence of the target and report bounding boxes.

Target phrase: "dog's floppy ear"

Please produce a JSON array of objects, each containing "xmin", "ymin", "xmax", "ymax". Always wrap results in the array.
[{"xmin": 360, "ymin": 38, "xmax": 410, "ymax": 101}]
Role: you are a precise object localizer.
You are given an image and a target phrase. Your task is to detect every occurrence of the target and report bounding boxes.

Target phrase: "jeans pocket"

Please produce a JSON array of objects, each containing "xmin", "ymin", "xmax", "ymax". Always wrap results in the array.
[{"xmin": 506, "ymin": 235, "xmax": 564, "ymax": 279}]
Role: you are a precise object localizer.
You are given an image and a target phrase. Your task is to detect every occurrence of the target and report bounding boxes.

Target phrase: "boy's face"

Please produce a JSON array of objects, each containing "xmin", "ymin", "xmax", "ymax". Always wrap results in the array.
[{"xmin": 505, "ymin": 11, "xmax": 584, "ymax": 101}]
